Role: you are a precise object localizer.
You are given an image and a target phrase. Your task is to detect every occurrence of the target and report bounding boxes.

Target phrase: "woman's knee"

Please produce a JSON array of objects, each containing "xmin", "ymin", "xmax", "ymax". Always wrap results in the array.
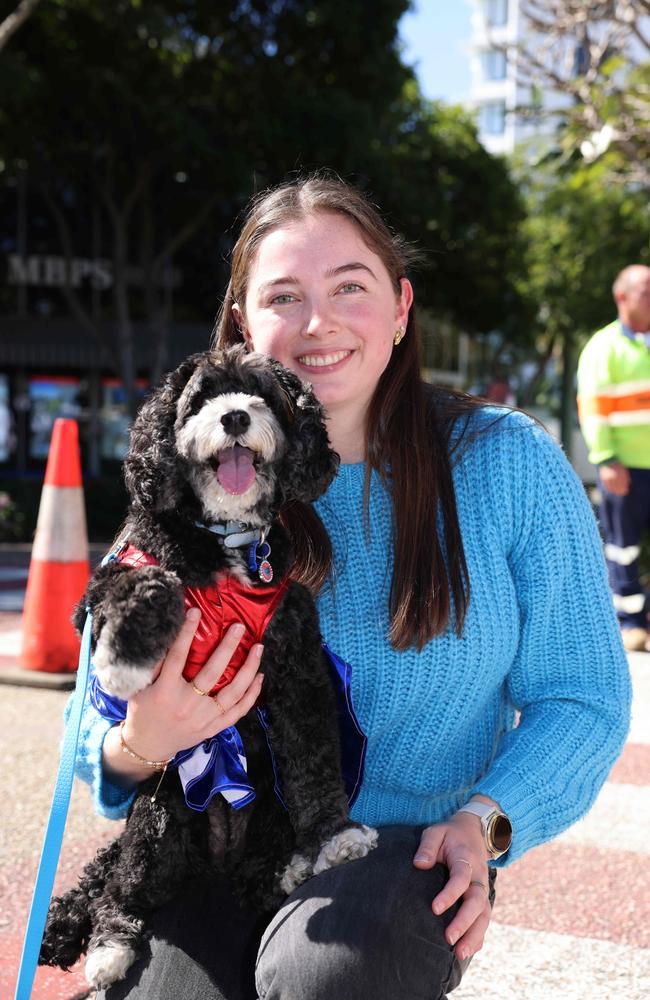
[{"xmin": 255, "ymin": 826, "xmax": 462, "ymax": 1000}]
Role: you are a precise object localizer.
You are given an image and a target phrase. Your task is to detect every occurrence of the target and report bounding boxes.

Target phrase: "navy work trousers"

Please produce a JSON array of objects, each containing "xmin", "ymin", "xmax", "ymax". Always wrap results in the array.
[
  {"xmin": 599, "ymin": 466, "xmax": 650, "ymax": 629},
  {"xmin": 99, "ymin": 824, "xmax": 496, "ymax": 1000}
]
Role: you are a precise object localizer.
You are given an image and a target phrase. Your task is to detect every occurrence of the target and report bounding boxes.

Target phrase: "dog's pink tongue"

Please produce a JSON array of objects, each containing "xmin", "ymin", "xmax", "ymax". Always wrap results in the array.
[{"xmin": 216, "ymin": 445, "xmax": 256, "ymax": 495}]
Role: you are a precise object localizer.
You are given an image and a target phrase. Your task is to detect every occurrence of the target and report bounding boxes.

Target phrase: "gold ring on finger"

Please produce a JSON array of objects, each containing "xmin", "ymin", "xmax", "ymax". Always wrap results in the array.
[
  {"xmin": 470, "ymin": 879, "xmax": 488, "ymax": 894},
  {"xmin": 213, "ymin": 697, "xmax": 226, "ymax": 715},
  {"xmin": 191, "ymin": 680, "xmax": 210, "ymax": 697}
]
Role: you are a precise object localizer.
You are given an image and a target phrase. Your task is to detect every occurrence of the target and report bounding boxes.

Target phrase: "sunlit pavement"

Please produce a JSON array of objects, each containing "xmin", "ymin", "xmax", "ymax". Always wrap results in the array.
[
  {"xmin": 0, "ymin": 555, "xmax": 648, "ymax": 999},
  {"xmin": 453, "ymin": 649, "xmax": 650, "ymax": 1000}
]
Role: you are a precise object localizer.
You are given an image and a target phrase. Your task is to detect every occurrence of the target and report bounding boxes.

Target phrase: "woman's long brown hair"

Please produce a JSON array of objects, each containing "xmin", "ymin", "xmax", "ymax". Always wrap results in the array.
[{"xmin": 213, "ymin": 174, "xmax": 489, "ymax": 651}]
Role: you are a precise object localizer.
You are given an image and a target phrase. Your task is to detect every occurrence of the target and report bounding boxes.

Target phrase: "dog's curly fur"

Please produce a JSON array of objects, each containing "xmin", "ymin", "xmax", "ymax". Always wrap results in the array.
[{"xmin": 39, "ymin": 346, "xmax": 377, "ymax": 990}]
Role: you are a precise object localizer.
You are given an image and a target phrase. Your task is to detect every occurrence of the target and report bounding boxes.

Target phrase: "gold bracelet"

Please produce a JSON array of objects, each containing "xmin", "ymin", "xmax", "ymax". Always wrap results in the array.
[{"xmin": 118, "ymin": 721, "xmax": 174, "ymax": 771}]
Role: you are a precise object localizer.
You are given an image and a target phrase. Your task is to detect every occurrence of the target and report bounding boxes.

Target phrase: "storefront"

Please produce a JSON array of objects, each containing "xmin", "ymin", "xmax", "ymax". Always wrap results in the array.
[
  {"xmin": 1, "ymin": 169, "xmax": 218, "ymax": 479},
  {"xmin": 0, "ymin": 313, "xmax": 209, "ymax": 478},
  {"xmin": 1, "ymin": 200, "xmax": 469, "ymax": 478}
]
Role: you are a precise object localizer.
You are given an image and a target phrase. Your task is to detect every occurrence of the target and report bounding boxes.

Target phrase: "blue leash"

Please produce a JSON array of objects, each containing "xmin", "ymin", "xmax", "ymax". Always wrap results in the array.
[{"xmin": 14, "ymin": 613, "xmax": 93, "ymax": 1000}]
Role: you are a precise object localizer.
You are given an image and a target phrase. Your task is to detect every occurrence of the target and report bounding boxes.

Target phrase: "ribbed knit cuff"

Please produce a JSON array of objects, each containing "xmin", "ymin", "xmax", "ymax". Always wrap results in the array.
[
  {"xmin": 64, "ymin": 693, "xmax": 134, "ymax": 820},
  {"xmin": 88, "ymin": 720, "xmax": 135, "ymax": 819}
]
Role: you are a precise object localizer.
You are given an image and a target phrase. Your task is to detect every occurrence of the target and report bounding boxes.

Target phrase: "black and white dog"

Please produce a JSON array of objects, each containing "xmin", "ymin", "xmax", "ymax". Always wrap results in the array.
[{"xmin": 39, "ymin": 346, "xmax": 376, "ymax": 989}]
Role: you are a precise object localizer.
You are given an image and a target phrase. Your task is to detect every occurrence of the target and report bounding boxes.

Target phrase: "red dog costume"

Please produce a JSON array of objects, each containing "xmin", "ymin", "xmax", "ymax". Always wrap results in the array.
[{"xmin": 117, "ymin": 543, "xmax": 290, "ymax": 694}]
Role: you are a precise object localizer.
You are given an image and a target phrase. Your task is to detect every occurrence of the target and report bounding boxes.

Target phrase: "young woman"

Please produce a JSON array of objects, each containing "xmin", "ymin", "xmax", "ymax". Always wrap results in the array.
[{"xmin": 77, "ymin": 175, "xmax": 631, "ymax": 1000}]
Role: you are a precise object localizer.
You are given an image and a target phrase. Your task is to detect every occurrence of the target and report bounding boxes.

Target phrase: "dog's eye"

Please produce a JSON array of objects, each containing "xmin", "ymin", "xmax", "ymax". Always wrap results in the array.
[{"xmin": 186, "ymin": 395, "xmax": 206, "ymax": 419}]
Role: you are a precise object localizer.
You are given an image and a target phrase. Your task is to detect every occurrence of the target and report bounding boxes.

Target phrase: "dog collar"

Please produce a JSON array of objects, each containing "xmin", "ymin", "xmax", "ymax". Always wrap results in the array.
[{"xmin": 195, "ymin": 519, "xmax": 266, "ymax": 550}]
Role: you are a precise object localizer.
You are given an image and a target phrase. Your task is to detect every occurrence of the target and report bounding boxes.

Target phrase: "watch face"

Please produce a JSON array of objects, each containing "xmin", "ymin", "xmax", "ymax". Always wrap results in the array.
[{"xmin": 490, "ymin": 814, "xmax": 513, "ymax": 854}]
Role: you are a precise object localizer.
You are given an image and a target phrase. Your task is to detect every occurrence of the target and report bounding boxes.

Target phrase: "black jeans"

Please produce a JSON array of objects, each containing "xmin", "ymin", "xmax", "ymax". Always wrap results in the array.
[{"xmin": 100, "ymin": 825, "xmax": 497, "ymax": 1000}]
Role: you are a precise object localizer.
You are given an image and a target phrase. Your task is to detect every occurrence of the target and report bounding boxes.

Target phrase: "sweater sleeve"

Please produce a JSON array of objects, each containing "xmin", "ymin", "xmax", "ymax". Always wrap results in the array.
[
  {"xmin": 64, "ymin": 689, "xmax": 135, "ymax": 820},
  {"xmin": 473, "ymin": 418, "xmax": 631, "ymax": 864},
  {"xmin": 577, "ymin": 333, "xmax": 617, "ymax": 465}
]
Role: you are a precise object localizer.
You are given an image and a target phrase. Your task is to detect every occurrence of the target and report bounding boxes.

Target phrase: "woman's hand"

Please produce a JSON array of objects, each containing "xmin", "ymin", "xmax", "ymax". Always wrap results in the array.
[
  {"xmin": 103, "ymin": 608, "xmax": 264, "ymax": 783},
  {"xmin": 600, "ymin": 461, "xmax": 630, "ymax": 496},
  {"xmin": 413, "ymin": 811, "xmax": 492, "ymax": 962}
]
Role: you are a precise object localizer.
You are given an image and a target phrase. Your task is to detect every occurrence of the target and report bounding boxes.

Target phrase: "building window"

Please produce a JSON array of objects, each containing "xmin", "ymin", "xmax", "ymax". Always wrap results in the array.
[
  {"xmin": 485, "ymin": 0, "xmax": 508, "ymax": 27},
  {"xmin": 100, "ymin": 379, "xmax": 149, "ymax": 461},
  {"xmin": 481, "ymin": 48, "xmax": 507, "ymax": 80},
  {"xmin": 28, "ymin": 376, "xmax": 82, "ymax": 460},
  {"xmin": 0, "ymin": 375, "xmax": 14, "ymax": 463},
  {"xmin": 479, "ymin": 101, "xmax": 506, "ymax": 135}
]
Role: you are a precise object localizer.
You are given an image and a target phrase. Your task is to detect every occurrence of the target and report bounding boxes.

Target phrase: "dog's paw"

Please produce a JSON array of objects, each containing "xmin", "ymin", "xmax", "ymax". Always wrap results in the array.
[
  {"xmin": 313, "ymin": 824, "xmax": 378, "ymax": 876},
  {"xmin": 84, "ymin": 941, "xmax": 136, "ymax": 989},
  {"xmin": 279, "ymin": 852, "xmax": 313, "ymax": 895},
  {"xmin": 93, "ymin": 629, "xmax": 157, "ymax": 699}
]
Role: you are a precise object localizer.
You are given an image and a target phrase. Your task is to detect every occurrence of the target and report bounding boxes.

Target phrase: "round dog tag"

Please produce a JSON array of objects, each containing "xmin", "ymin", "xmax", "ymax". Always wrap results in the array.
[{"xmin": 258, "ymin": 560, "xmax": 273, "ymax": 583}]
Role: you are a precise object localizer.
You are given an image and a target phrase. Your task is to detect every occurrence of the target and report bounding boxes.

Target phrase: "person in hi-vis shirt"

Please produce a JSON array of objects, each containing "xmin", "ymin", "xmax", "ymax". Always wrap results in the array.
[{"xmin": 578, "ymin": 264, "xmax": 650, "ymax": 651}]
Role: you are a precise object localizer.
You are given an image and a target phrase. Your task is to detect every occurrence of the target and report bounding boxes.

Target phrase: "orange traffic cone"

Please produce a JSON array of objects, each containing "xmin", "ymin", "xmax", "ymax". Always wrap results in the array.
[{"xmin": 20, "ymin": 419, "xmax": 90, "ymax": 672}]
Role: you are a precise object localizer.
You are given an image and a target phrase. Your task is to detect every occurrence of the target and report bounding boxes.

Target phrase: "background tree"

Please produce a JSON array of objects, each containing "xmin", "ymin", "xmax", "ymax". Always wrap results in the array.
[
  {"xmin": 2, "ymin": 0, "xmax": 245, "ymax": 412},
  {"xmin": 514, "ymin": 0, "xmax": 650, "ymax": 186},
  {"xmin": 482, "ymin": 2, "xmax": 650, "ymax": 449},
  {"xmin": 1, "ymin": 0, "xmax": 531, "ymax": 412},
  {"xmin": 0, "ymin": 0, "xmax": 42, "ymax": 51},
  {"xmin": 366, "ymin": 81, "xmax": 534, "ymax": 351},
  {"xmin": 516, "ymin": 155, "xmax": 650, "ymax": 449}
]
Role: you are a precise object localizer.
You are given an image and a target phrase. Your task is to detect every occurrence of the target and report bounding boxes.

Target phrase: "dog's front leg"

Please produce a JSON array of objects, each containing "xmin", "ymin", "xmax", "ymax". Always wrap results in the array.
[
  {"xmin": 77, "ymin": 562, "xmax": 186, "ymax": 700},
  {"xmin": 260, "ymin": 585, "xmax": 377, "ymax": 894}
]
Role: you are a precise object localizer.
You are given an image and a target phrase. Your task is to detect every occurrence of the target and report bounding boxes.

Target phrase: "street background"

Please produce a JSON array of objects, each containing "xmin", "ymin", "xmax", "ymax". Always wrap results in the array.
[
  {"xmin": 0, "ymin": 547, "xmax": 649, "ymax": 999},
  {"xmin": 1, "ymin": 1, "xmax": 650, "ymax": 997}
]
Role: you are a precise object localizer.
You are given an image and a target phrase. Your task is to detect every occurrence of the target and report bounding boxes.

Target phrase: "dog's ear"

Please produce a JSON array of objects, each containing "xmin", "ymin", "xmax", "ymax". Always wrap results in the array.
[
  {"xmin": 269, "ymin": 364, "xmax": 340, "ymax": 505},
  {"xmin": 124, "ymin": 353, "xmax": 206, "ymax": 512}
]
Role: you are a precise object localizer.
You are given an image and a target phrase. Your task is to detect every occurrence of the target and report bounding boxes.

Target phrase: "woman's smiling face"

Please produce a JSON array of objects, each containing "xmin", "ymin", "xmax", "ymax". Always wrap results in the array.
[{"xmin": 236, "ymin": 212, "xmax": 412, "ymax": 434}]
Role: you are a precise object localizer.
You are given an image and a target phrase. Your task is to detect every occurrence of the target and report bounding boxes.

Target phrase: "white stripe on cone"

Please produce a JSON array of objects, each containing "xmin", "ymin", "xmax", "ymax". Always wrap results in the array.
[{"xmin": 31, "ymin": 485, "xmax": 88, "ymax": 562}]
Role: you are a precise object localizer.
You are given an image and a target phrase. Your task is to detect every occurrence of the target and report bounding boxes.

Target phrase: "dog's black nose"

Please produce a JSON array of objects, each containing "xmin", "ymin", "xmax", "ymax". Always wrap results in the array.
[{"xmin": 221, "ymin": 409, "xmax": 251, "ymax": 436}]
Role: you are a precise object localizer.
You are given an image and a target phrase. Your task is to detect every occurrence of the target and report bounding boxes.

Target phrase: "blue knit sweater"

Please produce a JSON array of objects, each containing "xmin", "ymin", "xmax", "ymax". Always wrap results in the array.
[{"xmin": 71, "ymin": 408, "xmax": 631, "ymax": 866}]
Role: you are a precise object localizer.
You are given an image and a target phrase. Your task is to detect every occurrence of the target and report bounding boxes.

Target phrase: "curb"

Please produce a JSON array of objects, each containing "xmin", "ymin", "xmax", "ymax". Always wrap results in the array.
[{"xmin": 0, "ymin": 665, "xmax": 76, "ymax": 689}]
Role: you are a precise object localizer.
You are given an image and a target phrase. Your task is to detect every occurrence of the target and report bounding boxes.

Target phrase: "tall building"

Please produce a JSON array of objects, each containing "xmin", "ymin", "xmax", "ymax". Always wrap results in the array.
[
  {"xmin": 468, "ymin": 0, "xmax": 648, "ymax": 155},
  {"xmin": 468, "ymin": 0, "xmax": 569, "ymax": 154}
]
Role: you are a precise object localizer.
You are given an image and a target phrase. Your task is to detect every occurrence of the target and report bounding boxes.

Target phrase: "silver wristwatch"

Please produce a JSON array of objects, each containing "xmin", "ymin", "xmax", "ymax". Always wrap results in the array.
[{"xmin": 456, "ymin": 801, "xmax": 512, "ymax": 859}]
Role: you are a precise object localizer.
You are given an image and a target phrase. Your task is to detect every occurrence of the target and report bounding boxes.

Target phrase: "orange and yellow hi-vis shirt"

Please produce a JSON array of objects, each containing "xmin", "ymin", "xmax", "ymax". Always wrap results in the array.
[{"xmin": 577, "ymin": 320, "xmax": 650, "ymax": 468}]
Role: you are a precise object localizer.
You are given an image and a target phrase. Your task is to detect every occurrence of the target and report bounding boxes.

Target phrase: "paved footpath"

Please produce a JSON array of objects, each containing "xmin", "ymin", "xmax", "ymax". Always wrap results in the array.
[
  {"xmin": 0, "ymin": 581, "xmax": 648, "ymax": 998},
  {"xmin": 452, "ymin": 648, "xmax": 650, "ymax": 1000}
]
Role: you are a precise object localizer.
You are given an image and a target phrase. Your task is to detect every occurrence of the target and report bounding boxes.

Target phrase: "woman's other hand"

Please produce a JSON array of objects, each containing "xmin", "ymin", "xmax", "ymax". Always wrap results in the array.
[
  {"xmin": 412, "ymin": 810, "xmax": 492, "ymax": 962},
  {"xmin": 103, "ymin": 608, "xmax": 264, "ymax": 784}
]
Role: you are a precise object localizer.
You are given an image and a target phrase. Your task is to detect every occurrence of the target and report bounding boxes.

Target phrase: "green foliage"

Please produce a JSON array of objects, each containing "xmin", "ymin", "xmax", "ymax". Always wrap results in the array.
[
  {"xmin": 521, "ymin": 159, "xmax": 650, "ymax": 346},
  {"xmin": 0, "ymin": 0, "xmax": 530, "ymax": 346},
  {"xmin": 561, "ymin": 56, "xmax": 650, "ymax": 188},
  {"xmin": 0, "ymin": 489, "xmax": 26, "ymax": 541},
  {"xmin": 366, "ymin": 90, "xmax": 534, "ymax": 337}
]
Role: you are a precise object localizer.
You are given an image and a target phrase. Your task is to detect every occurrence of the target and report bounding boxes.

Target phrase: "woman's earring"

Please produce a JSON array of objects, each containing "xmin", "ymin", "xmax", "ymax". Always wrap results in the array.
[{"xmin": 393, "ymin": 327, "xmax": 405, "ymax": 346}]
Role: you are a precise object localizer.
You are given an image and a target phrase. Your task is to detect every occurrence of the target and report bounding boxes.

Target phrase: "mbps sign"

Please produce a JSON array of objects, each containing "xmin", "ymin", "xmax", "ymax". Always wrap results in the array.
[
  {"xmin": 8, "ymin": 254, "xmax": 111, "ymax": 289},
  {"xmin": 6, "ymin": 254, "xmax": 181, "ymax": 290}
]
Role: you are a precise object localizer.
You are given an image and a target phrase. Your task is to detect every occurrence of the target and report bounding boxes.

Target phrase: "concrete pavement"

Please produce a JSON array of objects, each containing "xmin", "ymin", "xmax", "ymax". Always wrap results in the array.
[
  {"xmin": 452, "ymin": 653, "xmax": 650, "ymax": 1000},
  {"xmin": 0, "ymin": 552, "xmax": 648, "ymax": 999}
]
